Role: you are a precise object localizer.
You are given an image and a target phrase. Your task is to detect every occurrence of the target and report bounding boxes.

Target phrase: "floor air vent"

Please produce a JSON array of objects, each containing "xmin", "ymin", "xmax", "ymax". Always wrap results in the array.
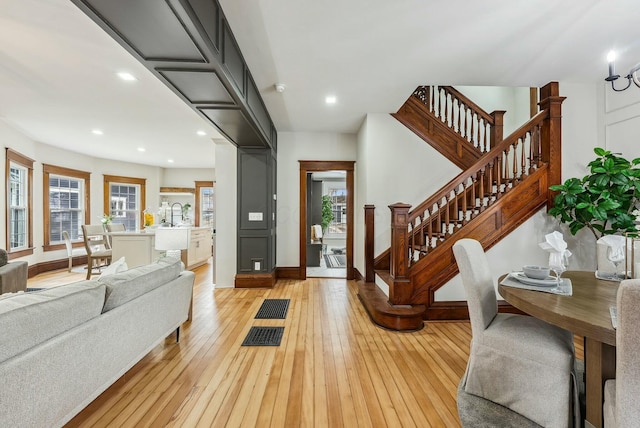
[
  {"xmin": 241, "ymin": 326, "xmax": 284, "ymax": 346},
  {"xmin": 255, "ymin": 299, "xmax": 290, "ymax": 319}
]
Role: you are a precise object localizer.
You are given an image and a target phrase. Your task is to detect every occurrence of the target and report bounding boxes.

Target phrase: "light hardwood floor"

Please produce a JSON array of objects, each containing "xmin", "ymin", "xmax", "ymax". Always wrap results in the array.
[{"xmin": 27, "ymin": 263, "xmax": 583, "ymax": 427}]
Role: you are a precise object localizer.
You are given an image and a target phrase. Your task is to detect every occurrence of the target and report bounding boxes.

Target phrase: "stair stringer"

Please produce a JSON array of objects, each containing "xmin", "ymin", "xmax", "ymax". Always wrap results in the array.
[
  {"xmin": 407, "ymin": 165, "xmax": 550, "ymax": 320},
  {"xmin": 392, "ymin": 96, "xmax": 484, "ymax": 170}
]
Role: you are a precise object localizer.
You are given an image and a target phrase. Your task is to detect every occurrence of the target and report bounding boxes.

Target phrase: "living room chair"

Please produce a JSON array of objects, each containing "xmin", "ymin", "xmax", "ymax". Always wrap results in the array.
[
  {"xmin": 81, "ymin": 225, "xmax": 112, "ymax": 279},
  {"xmin": 0, "ymin": 249, "xmax": 27, "ymax": 295},
  {"xmin": 452, "ymin": 238, "xmax": 577, "ymax": 428},
  {"xmin": 603, "ymin": 279, "xmax": 640, "ymax": 427}
]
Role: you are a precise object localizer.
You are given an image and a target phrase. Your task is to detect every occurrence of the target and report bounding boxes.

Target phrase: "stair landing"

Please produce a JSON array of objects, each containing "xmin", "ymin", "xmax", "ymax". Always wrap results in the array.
[{"xmin": 357, "ymin": 274, "xmax": 425, "ymax": 331}]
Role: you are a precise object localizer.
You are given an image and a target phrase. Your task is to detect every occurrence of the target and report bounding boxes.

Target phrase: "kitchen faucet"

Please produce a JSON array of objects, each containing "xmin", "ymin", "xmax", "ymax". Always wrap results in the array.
[{"xmin": 170, "ymin": 202, "xmax": 183, "ymax": 226}]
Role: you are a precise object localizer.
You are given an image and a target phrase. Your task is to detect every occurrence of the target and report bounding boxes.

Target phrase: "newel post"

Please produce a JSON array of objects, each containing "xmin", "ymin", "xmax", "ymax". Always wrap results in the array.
[
  {"xmin": 539, "ymin": 82, "xmax": 566, "ymax": 206},
  {"xmin": 489, "ymin": 110, "xmax": 506, "ymax": 150},
  {"xmin": 388, "ymin": 203, "xmax": 412, "ymax": 304},
  {"xmin": 364, "ymin": 205, "xmax": 376, "ymax": 283}
]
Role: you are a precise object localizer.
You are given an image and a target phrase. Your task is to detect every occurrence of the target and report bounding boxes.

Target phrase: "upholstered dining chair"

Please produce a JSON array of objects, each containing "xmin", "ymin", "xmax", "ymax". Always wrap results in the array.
[
  {"xmin": 452, "ymin": 238, "xmax": 577, "ymax": 428},
  {"xmin": 81, "ymin": 224, "xmax": 112, "ymax": 279},
  {"xmin": 603, "ymin": 279, "xmax": 640, "ymax": 428}
]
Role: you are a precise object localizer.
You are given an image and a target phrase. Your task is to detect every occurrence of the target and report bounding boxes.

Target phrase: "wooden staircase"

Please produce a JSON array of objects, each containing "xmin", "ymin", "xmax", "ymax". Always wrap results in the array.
[{"xmin": 358, "ymin": 82, "xmax": 565, "ymax": 331}]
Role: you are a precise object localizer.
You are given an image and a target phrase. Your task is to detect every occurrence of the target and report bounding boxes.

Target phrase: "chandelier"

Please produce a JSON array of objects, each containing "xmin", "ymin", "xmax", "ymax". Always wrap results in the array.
[{"xmin": 605, "ymin": 51, "xmax": 640, "ymax": 92}]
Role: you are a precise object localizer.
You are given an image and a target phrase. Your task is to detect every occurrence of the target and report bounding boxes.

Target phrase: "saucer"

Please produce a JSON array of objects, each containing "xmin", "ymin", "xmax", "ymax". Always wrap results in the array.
[{"xmin": 510, "ymin": 272, "xmax": 559, "ymax": 287}]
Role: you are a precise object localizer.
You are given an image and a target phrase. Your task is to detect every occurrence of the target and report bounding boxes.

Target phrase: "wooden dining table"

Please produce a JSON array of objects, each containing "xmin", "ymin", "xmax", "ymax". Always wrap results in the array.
[{"xmin": 498, "ymin": 270, "xmax": 617, "ymax": 428}]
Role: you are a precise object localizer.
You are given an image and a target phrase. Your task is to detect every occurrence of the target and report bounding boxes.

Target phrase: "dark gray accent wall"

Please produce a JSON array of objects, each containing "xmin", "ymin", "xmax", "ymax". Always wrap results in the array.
[
  {"xmin": 72, "ymin": 0, "xmax": 276, "ymax": 150},
  {"xmin": 237, "ymin": 148, "xmax": 276, "ymax": 274}
]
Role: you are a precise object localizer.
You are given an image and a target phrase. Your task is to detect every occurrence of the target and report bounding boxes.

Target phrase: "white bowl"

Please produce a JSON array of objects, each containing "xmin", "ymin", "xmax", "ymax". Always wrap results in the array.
[{"xmin": 522, "ymin": 265, "xmax": 551, "ymax": 280}]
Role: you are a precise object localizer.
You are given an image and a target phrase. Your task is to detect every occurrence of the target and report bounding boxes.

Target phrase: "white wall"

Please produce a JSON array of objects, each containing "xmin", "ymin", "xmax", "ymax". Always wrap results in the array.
[
  {"xmin": 213, "ymin": 139, "xmax": 237, "ymax": 288},
  {"xmin": 354, "ymin": 114, "xmax": 461, "ymax": 275},
  {"xmin": 276, "ymin": 132, "xmax": 357, "ymax": 267},
  {"xmin": 456, "ymin": 86, "xmax": 531, "ymax": 136}
]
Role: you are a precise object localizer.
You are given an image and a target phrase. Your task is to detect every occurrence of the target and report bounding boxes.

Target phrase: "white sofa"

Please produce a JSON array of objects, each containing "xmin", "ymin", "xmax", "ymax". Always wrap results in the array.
[{"xmin": 0, "ymin": 257, "xmax": 194, "ymax": 427}]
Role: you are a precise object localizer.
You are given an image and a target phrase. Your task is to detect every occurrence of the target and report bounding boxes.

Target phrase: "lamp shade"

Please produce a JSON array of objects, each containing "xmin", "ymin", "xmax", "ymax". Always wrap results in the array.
[{"xmin": 154, "ymin": 227, "xmax": 190, "ymax": 251}]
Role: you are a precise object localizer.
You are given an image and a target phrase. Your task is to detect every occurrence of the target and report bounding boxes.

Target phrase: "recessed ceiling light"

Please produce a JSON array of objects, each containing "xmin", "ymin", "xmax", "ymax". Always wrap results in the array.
[
  {"xmin": 117, "ymin": 72, "xmax": 137, "ymax": 81},
  {"xmin": 137, "ymin": 147, "xmax": 146, "ymax": 152},
  {"xmin": 167, "ymin": 159, "xmax": 174, "ymax": 163},
  {"xmin": 325, "ymin": 95, "xmax": 337, "ymax": 105},
  {"xmin": 196, "ymin": 130, "xmax": 207, "ymax": 136},
  {"xmin": 92, "ymin": 129, "xmax": 103, "ymax": 135}
]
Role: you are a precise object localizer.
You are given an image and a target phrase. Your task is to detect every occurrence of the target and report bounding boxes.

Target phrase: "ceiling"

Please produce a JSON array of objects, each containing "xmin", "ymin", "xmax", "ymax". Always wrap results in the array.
[{"xmin": 1, "ymin": 0, "xmax": 639, "ymax": 168}]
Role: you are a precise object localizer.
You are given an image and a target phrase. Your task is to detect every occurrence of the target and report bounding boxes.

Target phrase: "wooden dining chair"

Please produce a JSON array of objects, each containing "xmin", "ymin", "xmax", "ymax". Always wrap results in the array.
[
  {"xmin": 603, "ymin": 279, "xmax": 640, "ymax": 428},
  {"xmin": 453, "ymin": 238, "xmax": 577, "ymax": 428},
  {"xmin": 81, "ymin": 224, "xmax": 112, "ymax": 279},
  {"xmin": 105, "ymin": 223, "xmax": 125, "ymax": 248},
  {"xmin": 62, "ymin": 231, "xmax": 86, "ymax": 272}
]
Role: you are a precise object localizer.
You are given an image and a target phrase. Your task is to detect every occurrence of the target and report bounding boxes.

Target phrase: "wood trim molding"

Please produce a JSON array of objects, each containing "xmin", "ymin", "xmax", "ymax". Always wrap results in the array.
[
  {"xmin": 160, "ymin": 186, "xmax": 196, "ymax": 193},
  {"xmin": 6, "ymin": 148, "xmax": 34, "ymax": 258},
  {"xmin": 299, "ymin": 160, "xmax": 355, "ymax": 280},
  {"xmin": 276, "ymin": 266, "xmax": 304, "ymax": 280},
  {"xmin": 42, "ymin": 164, "xmax": 91, "ymax": 250},
  {"xmin": 103, "ymin": 174, "xmax": 147, "ymax": 227},
  {"xmin": 194, "ymin": 181, "xmax": 214, "ymax": 227},
  {"xmin": 235, "ymin": 271, "xmax": 276, "ymax": 288}
]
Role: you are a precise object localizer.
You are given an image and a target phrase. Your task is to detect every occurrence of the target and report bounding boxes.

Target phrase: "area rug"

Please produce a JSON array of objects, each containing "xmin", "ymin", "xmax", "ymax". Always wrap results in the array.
[{"xmin": 324, "ymin": 254, "xmax": 346, "ymax": 268}]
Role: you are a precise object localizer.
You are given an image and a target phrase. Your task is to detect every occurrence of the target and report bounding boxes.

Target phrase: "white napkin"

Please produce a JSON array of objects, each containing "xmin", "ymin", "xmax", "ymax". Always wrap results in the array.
[{"xmin": 538, "ymin": 231, "xmax": 572, "ymax": 258}]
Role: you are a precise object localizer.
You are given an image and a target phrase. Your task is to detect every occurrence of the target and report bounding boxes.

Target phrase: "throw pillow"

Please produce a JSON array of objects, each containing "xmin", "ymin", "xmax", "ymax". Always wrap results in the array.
[{"xmin": 98, "ymin": 257, "xmax": 128, "ymax": 279}]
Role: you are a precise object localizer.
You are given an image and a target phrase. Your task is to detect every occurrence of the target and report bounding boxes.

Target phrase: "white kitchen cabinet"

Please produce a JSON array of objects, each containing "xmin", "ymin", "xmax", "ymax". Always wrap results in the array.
[{"xmin": 183, "ymin": 227, "xmax": 212, "ymax": 269}]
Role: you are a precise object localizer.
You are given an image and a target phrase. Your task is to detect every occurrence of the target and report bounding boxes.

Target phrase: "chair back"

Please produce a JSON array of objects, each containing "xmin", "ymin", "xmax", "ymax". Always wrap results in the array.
[
  {"xmin": 81, "ymin": 225, "xmax": 109, "ymax": 255},
  {"xmin": 106, "ymin": 223, "xmax": 125, "ymax": 233},
  {"xmin": 452, "ymin": 238, "xmax": 498, "ymax": 337},
  {"xmin": 62, "ymin": 231, "xmax": 73, "ymax": 257},
  {"xmin": 616, "ymin": 279, "xmax": 640, "ymax": 425}
]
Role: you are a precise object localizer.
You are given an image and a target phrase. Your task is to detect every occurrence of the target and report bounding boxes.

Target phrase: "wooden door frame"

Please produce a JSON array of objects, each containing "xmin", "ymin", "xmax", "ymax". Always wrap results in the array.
[{"xmin": 299, "ymin": 160, "xmax": 355, "ymax": 280}]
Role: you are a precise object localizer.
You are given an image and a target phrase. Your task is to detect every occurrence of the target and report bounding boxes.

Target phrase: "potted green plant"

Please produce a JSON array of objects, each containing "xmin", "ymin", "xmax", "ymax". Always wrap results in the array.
[
  {"xmin": 321, "ymin": 195, "xmax": 334, "ymax": 235},
  {"xmin": 548, "ymin": 147, "xmax": 640, "ymax": 239}
]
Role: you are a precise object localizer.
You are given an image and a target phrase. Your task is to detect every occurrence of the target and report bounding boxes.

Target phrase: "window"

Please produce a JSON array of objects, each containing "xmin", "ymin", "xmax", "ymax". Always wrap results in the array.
[
  {"xmin": 328, "ymin": 187, "xmax": 347, "ymax": 235},
  {"xmin": 195, "ymin": 181, "xmax": 215, "ymax": 227},
  {"xmin": 43, "ymin": 164, "xmax": 90, "ymax": 250},
  {"xmin": 5, "ymin": 149, "xmax": 34, "ymax": 257},
  {"xmin": 103, "ymin": 175, "xmax": 146, "ymax": 231}
]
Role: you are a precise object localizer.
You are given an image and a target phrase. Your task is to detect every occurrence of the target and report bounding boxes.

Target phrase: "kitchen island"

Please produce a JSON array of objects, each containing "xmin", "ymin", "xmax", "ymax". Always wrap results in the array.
[{"xmin": 109, "ymin": 226, "xmax": 212, "ymax": 270}]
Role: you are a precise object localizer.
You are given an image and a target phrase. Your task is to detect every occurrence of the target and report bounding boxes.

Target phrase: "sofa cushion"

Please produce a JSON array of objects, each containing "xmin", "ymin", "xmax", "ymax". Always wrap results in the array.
[
  {"xmin": 0, "ymin": 280, "xmax": 106, "ymax": 363},
  {"xmin": 99, "ymin": 257, "xmax": 182, "ymax": 312}
]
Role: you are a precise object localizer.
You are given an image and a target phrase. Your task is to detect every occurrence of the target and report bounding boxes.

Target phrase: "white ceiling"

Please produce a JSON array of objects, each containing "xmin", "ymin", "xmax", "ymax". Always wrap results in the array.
[{"xmin": 1, "ymin": 0, "xmax": 639, "ymax": 168}]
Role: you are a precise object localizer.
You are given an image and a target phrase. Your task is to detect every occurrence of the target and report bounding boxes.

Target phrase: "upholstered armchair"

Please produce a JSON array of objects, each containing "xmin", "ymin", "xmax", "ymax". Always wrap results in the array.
[
  {"xmin": 603, "ymin": 279, "xmax": 640, "ymax": 427},
  {"xmin": 453, "ymin": 238, "xmax": 577, "ymax": 428},
  {"xmin": 0, "ymin": 249, "xmax": 28, "ymax": 295}
]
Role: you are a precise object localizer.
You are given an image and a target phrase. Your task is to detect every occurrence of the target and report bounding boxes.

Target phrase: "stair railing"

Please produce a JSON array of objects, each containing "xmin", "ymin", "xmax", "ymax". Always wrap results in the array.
[
  {"xmin": 387, "ymin": 109, "xmax": 549, "ymax": 300},
  {"xmin": 413, "ymin": 86, "xmax": 505, "ymax": 154}
]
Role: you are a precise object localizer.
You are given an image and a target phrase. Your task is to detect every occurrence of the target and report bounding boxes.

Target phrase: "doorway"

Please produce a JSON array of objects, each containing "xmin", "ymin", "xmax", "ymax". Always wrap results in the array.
[{"xmin": 299, "ymin": 161, "xmax": 354, "ymax": 280}]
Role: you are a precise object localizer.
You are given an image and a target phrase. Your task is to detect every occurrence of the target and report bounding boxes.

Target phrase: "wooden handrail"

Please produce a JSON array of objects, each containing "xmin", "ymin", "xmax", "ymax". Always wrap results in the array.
[{"xmin": 408, "ymin": 109, "xmax": 548, "ymax": 223}]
